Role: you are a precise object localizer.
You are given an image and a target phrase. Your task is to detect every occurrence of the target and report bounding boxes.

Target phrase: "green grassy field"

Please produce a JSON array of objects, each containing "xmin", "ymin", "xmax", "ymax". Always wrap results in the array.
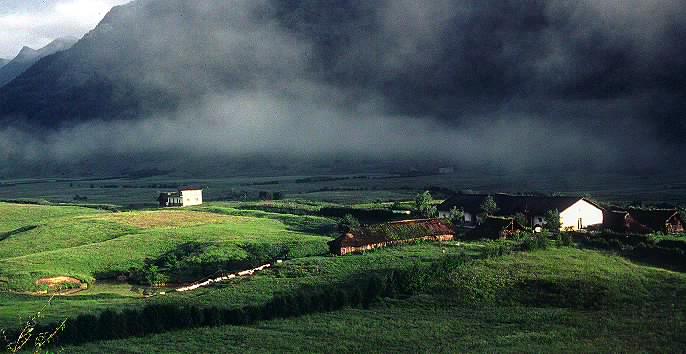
[
  {"xmin": 1, "ymin": 200, "xmax": 685, "ymax": 352},
  {"xmin": 0, "ymin": 202, "xmax": 471, "ymax": 330},
  {"xmin": 64, "ymin": 247, "xmax": 686, "ymax": 353},
  {"xmin": 0, "ymin": 203, "xmax": 102, "ymax": 234},
  {"xmin": 0, "ymin": 241, "xmax": 473, "ymax": 329},
  {"xmin": 0, "ymin": 203, "xmax": 336, "ymax": 292}
]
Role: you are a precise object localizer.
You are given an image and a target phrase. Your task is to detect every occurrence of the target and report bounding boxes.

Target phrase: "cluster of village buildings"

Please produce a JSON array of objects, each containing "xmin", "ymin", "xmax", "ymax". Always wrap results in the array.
[
  {"xmin": 154, "ymin": 187, "xmax": 684, "ymax": 257},
  {"xmin": 330, "ymin": 193, "xmax": 685, "ymax": 256}
]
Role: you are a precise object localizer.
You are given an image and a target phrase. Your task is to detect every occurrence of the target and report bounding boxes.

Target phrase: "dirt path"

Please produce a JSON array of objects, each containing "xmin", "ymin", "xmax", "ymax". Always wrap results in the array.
[{"xmin": 175, "ymin": 263, "xmax": 273, "ymax": 292}]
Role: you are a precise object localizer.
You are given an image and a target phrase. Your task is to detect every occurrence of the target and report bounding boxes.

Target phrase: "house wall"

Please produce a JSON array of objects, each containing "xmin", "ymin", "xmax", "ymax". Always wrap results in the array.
[
  {"xmin": 465, "ymin": 212, "xmax": 475, "ymax": 224},
  {"xmin": 180, "ymin": 190, "xmax": 203, "ymax": 207},
  {"xmin": 559, "ymin": 199, "xmax": 603, "ymax": 231},
  {"xmin": 437, "ymin": 211, "xmax": 477, "ymax": 225},
  {"xmin": 531, "ymin": 215, "xmax": 545, "ymax": 226},
  {"xmin": 667, "ymin": 216, "xmax": 685, "ymax": 233}
]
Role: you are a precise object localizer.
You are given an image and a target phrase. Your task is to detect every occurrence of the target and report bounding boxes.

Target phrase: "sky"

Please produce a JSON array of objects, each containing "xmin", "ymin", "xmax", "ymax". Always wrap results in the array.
[{"xmin": 0, "ymin": 0, "xmax": 129, "ymax": 58}]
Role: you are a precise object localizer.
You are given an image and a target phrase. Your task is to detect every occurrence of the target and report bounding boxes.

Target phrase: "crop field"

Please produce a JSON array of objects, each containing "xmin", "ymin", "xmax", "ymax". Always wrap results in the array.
[{"xmin": 64, "ymin": 248, "xmax": 686, "ymax": 353}]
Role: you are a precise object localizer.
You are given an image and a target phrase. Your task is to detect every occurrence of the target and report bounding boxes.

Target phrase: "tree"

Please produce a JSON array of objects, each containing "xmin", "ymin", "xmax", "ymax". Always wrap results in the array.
[
  {"xmin": 447, "ymin": 206, "xmax": 465, "ymax": 225},
  {"xmin": 414, "ymin": 191, "xmax": 437, "ymax": 218},
  {"xmin": 142, "ymin": 261, "xmax": 161, "ymax": 287},
  {"xmin": 479, "ymin": 195, "xmax": 498, "ymax": 219},
  {"xmin": 338, "ymin": 214, "xmax": 361, "ymax": 233},
  {"xmin": 544, "ymin": 209, "xmax": 561, "ymax": 234}
]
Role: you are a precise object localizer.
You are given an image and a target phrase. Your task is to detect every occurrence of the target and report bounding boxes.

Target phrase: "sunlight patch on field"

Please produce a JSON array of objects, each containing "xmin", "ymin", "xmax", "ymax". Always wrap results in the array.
[{"xmin": 92, "ymin": 210, "xmax": 246, "ymax": 229}]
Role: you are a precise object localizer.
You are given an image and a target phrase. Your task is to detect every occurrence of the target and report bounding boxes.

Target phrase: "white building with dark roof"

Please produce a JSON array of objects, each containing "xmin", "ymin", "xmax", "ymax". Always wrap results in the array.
[
  {"xmin": 158, "ymin": 186, "xmax": 203, "ymax": 207},
  {"xmin": 438, "ymin": 193, "xmax": 604, "ymax": 231}
]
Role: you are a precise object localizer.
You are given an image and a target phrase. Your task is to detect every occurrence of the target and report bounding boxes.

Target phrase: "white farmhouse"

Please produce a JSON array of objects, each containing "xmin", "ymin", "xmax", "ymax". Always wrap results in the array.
[
  {"xmin": 158, "ymin": 187, "xmax": 203, "ymax": 207},
  {"xmin": 438, "ymin": 193, "xmax": 603, "ymax": 231},
  {"xmin": 557, "ymin": 198, "xmax": 604, "ymax": 231}
]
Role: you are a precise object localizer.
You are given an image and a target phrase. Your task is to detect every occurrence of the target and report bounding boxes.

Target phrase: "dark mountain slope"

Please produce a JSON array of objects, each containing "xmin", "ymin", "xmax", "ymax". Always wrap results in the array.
[
  {"xmin": 0, "ymin": 37, "xmax": 77, "ymax": 88},
  {"xmin": 0, "ymin": 0, "xmax": 303, "ymax": 127},
  {"xmin": 0, "ymin": 0, "xmax": 684, "ymax": 146}
]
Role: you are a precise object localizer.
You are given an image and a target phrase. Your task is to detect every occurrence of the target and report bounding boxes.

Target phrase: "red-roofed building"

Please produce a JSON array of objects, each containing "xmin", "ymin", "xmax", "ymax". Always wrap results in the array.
[{"xmin": 328, "ymin": 219, "xmax": 455, "ymax": 256}]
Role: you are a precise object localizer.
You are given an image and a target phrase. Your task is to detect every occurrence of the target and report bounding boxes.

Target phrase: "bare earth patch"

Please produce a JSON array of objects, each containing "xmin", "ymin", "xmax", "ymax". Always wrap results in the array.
[
  {"xmin": 35, "ymin": 277, "xmax": 86, "ymax": 294},
  {"xmin": 92, "ymin": 211, "xmax": 241, "ymax": 229}
]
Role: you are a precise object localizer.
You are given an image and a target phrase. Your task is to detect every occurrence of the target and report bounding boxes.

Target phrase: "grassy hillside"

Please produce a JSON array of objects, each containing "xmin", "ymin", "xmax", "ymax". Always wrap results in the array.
[
  {"xmin": 0, "ymin": 205, "xmax": 335, "ymax": 292},
  {"xmin": 1, "ymin": 201, "xmax": 684, "ymax": 352},
  {"xmin": 0, "ymin": 242, "xmax": 472, "ymax": 330},
  {"xmin": 0, "ymin": 217, "xmax": 137, "ymax": 259},
  {"xmin": 0, "ymin": 203, "xmax": 101, "ymax": 233},
  {"xmin": 65, "ymin": 248, "xmax": 686, "ymax": 353}
]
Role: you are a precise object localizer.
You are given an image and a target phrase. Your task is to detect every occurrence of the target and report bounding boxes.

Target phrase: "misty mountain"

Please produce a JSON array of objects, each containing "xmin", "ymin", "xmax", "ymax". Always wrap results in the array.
[
  {"xmin": 0, "ymin": 37, "xmax": 78, "ymax": 88},
  {"xmin": 0, "ymin": 58, "xmax": 8, "ymax": 69},
  {"xmin": 0, "ymin": 0, "xmax": 685, "ymax": 175}
]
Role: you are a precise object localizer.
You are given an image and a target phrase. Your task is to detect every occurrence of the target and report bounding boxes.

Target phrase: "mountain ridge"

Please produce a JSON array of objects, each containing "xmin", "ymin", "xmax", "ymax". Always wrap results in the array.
[{"xmin": 0, "ymin": 37, "xmax": 78, "ymax": 88}]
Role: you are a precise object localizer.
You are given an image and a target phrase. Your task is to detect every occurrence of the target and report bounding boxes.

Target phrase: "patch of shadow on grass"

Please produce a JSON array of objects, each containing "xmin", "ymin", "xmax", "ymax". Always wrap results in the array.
[
  {"xmin": 0, "ymin": 225, "xmax": 39, "ymax": 241},
  {"xmin": 509, "ymin": 279, "xmax": 610, "ymax": 310}
]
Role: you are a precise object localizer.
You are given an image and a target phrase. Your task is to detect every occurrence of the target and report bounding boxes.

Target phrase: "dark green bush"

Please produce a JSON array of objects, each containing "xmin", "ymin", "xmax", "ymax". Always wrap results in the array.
[
  {"xmin": 519, "ymin": 233, "xmax": 549, "ymax": 251},
  {"xmin": 74, "ymin": 314, "xmax": 97, "ymax": 343},
  {"xmin": 203, "ymin": 307, "xmax": 222, "ymax": 327},
  {"xmin": 362, "ymin": 275, "xmax": 385, "ymax": 308}
]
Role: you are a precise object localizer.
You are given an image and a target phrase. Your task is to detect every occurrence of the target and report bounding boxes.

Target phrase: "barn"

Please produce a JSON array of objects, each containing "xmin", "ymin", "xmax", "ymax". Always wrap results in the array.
[
  {"xmin": 158, "ymin": 186, "xmax": 203, "ymax": 207},
  {"xmin": 603, "ymin": 210, "xmax": 652, "ymax": 234},
  {"xmin": 624, "ymin": 209, "xmax": 685, "ymax": 234},
  {"xmin": 328, "ymin": 219, "xmax": 454, "ymax": 256},
  {"xmin": 438, "ymin": 193, "xmax": 604, "ymax": 231}
]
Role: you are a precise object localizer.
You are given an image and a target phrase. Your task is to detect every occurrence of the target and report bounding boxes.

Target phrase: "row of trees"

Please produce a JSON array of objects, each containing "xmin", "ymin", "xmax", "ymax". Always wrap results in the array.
[
  {"xmin": 414, "ymin": 191, "xmax": 562, "ymax": 233},
  {"xmin": 335, "ymin": 191, "xmax": 563, "ymax": 234}
]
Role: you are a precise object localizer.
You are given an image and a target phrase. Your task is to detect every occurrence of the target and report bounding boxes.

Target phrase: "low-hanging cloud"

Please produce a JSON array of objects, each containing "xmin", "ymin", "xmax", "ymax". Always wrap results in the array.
[{"xmin": 0, "ymin": 0, "xmax": 683, "ymax": 175}]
